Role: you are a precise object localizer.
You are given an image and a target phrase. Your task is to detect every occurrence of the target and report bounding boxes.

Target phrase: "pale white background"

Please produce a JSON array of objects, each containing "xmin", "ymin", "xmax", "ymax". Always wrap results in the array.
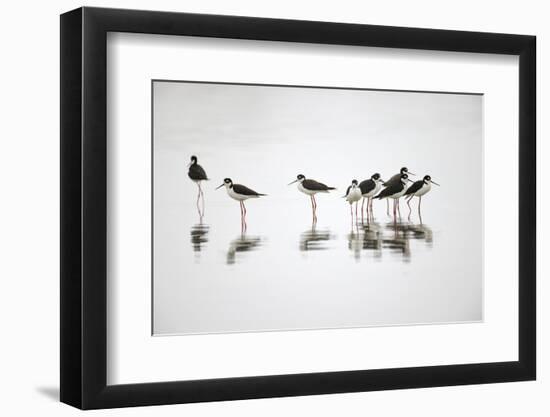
[
  {"xmin": 108, "ymin": 34, "xmax": 516, "ymax": 385},
  {"xmin": 0, "ymin": 0, "xmax": 546, "ymax": 416}
]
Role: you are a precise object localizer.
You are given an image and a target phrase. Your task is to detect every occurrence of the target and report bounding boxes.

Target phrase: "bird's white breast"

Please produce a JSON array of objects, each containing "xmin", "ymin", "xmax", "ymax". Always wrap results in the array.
[
  {"xmin": 227, "ymin": 187, "xmax": 250, "ymax": 201},
  {"xmin": 346, "ymin": 187, "xmax": 362, "ymax": 203},
  {"xmin": 363, "ymin": 182, "xmax": 381, "ymax": 198},
  {"xmin": 414, "ymin": 182, "xmax": 431, "ymax": 197},
  {"xmin": 297, "ymin": 182, "xmax": 317, "ymax": 195}
]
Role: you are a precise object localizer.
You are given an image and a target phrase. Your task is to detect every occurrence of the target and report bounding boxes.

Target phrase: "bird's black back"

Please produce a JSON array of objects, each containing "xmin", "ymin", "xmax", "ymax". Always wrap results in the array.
[
  {"xmin": 232, "ymin": 183, "xmax": 266, "ymax": 196},
  {"xmin": 188, "ymin": 164, "xmax": 208, "ymax": 181},
  {"xmin": 359, "ymin": 179, "xmax": 375, "ymax": 195},
  {"xmin": 383, "ymin": 172, "xmax": 401, "ymax": 187},
  {"xmin": 404, "ymin": 180, "xmax": 424, "ymax": 195},
  {"xmin": 302, "ymin": 179, "xmax": 335, "ymax": 191},
  {"xmin": 376, "ymin": 181, "xmax": 404, "ymax": 199}
]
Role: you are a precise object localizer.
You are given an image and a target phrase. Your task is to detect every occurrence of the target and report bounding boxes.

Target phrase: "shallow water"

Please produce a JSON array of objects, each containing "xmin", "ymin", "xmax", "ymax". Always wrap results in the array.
[{"xmin": 153, "ymin": 189, "xmax": 482, "ymax": 336}]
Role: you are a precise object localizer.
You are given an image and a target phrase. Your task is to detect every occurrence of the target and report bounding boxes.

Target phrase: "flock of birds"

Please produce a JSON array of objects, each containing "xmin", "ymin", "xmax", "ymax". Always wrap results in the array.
[{"xmin": 188, "ymin": 155, "xmax": 439, "ymax": 228}]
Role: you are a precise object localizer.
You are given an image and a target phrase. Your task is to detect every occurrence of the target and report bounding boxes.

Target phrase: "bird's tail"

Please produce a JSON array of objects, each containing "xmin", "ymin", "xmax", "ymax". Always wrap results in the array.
[
  {"xmin": 256, "ymin": 193, "xmax": 267, "ymax": 196},
  {"xmin": 327, "ymin": 187, "xmax": 336, "ymax": 191}
]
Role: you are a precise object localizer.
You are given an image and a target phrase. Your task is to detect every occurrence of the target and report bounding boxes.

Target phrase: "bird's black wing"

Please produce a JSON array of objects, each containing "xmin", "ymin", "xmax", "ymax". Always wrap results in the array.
[
  {"xmin": 359, "ymin": 179, "xmax": 375, "ymax": 194},
  {"xmin": 383, "ymin": 172, "xmax": 401, "ymax": 187},
  {"xmin": 303, "ymin": 179, "xmax": 335, "ymax": 191},
  {"xmin": 404, "ymin": 180, "xmax": 424, "ymax": 196},
  {"xmin": 232, "ymin": 184, "xmax": 266, "ymax": 196},
  {"xmin": 188, "ymin": 164, "xmax": 208, "ymax": 180},
  {"xmin": 376, "ymin": 182, "xmax": 402, "ymax": 199}
]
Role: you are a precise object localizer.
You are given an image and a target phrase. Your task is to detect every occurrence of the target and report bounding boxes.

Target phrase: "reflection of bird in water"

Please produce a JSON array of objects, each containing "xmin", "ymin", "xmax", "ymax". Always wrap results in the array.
[
  {"xmin": 300, "ymin": 223, "xmax": 334, "ymax": 251},
  {"xmin": 226, "ymin": 234, "xmax": 262, "ymax": 265},
  {"xmin": 382, "ymin": 167, "xmax": 415, "ymax": 217},
  {"xmin": 362, "ymin": 222, "xmax": 382, "ymax": 257},
  {"xmin": 190, "ymin": 223, "xmax": 209, "ymax": 253},
  {"xmin": 383, "ymin": 223, "xmax": 411, "ymax": 261},
  {"xmin": 347, "ymin": 225, "xmax": 362, "ymax": 261},
  {"xmin": 216, "ymin": 178, "xmax": 266, "ymax": 233},
  {"xmin": 375, "ymin": 174, "xmax": 413, "ymax": 224},
  {"xmin": 343, "ymin": 179, "xmax": 362, "ymax": 224},
  {"xmin": 289, "ymin": 174, "xmax": 336, "ymax": 223},
  {"xmin": 406, "ymin": 223, "xmax": 433, "ymax": 247},
  {"xmin": 187, "ymin": 155, "xmax": 208, "ymax": 219},
  {"xmin": 405, "ymin": 175, "xmax": 440, "ymax": 224}
]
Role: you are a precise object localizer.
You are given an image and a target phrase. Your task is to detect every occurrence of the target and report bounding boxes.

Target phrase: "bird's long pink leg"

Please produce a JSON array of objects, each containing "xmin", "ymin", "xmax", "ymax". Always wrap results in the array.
[
  {"xmin": 355, "ymin": 201, "xmax": 358, "ymax": 223},
  {"xmin": 397, "ymin": 199, "xmax": 402, "ymax": 220},
  {"xmin": 312, "ymin": 195, "xmax": 318, "ymax": 223},
  {"xmin": 198, "ymin": 182, "xmax": 205, "ymax": 217},
  {"xmin": 393, "ymin": 199, "xmax": 397, "ymax": 224},
  {"xmin": 407, "ymin": 196, "xmax": 413, "ymax": 221},
  {"xmin": 386, "ymin": 199, "xmax": 390, "ymax": 217},
  {"xmin": 361, "ymin": 198, "xmax": 365, "ymax": 224},
  {"xmin": 196, "ymin": 184, "xmax": 201, "ymax": 217},
  {"xmin": 418, "ymin": 196, "xmax": 422, "ymax": 225},
  {"xmin": 369, "ymin": 197, "xmax": 374, "ymax": 222}
]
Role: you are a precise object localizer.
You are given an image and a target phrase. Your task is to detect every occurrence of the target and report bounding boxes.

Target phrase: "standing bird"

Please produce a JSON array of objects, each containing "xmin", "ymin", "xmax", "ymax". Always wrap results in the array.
[
  {"xmin": 375, "ymin": 173, "xmax": 412, "ymax": 223},
  {"xmin": 359, "ymin": 173, "xmax": 384, "ymax": 223},
  {"xmin": 343, "ymin": 180, "xmax": 362, "ymax": 223},
  {"xmin": 216, "ymin": 178, "xmax": 266, "ymax": 231},
  {"xmin": 383, "ymin": 167, "xmax": 415, "ymax": 218},
  {"xmin": 405, "ymin": 175, "xmax": 440, "ymax": 223},
  {"xmin": 288, "ymin": 174, "xmax": 336, "ymax": 223},
  {"xmin": 188, "ymin": 155, "xmax": 208, "ymax": 218}
]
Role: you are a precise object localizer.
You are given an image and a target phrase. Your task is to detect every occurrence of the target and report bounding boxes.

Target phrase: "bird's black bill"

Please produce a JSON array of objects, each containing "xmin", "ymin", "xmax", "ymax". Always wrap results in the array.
[
  {"xmin": 431, "ymin": 180, "xmax": 440, "ymax": 186},
  {"xmin": 408, "ymin": 171, "xmax": 416, "ymax": 176},
  {"xmin": 215, "ymin": 184, "xmax": 224, "ymax": 190},
  {"xmin": 288, "ymin": 180, "xmax": 298, "ymax": 185}
]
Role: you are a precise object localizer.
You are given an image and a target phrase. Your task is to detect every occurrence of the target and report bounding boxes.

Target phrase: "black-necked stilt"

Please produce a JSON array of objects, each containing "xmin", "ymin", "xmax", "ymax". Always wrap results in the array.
[
  {"xmin": 405, "ymin": 175, "xmax": 440, "ymax": 223},
  {"xmin": 216, "ymin": 178, "xmax": 266, "ymax": 231},
  {"xmin": 344, "ymin": 179, "xmax": 362, "ymax": 223},
  {"xmin": 383, "ymin": 167, "xmax": 415, "ymax": 218},
  {"xmin": 288, "ymin": 174, "xmax": 335, "ymax": 223},
  {"xmin": 359, "ymin": 173, "xmax": 384, "ymax": 222},
  {"xmin": 375, "ymin": 173, "xmax": 413, "ymax": 223},
  {"xmin": 188, "ymin": 155, "xmax": 208, "ymax": 218}
]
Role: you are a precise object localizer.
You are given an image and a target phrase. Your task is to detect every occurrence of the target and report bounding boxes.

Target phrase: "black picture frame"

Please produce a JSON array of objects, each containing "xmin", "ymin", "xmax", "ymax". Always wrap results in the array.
[{"xmin": 60, "ymin": 6, "xmax": 536, "ymax": 410}]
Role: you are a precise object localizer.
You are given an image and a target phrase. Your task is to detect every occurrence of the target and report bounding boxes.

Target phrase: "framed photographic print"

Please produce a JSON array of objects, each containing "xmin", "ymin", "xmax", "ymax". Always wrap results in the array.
[{"xmin": 60, "ymin": 6, "xmax": 536, "ymax": 409}]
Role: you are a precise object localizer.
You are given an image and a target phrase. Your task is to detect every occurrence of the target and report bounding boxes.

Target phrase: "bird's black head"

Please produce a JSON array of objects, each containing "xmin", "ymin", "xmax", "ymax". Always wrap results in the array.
[
  {"xmin": 351, "ymin": 179, "xmax": 358, "ymax": 186},
  {"xmin": 371, "ymin": 173, "xmax": 381, "ymax": 180},
  {"xmin": 400, "ymin": 167, "xmax": 408, "ymax": 174},
  {"xmin": 297, "ymin": 174, "xmax": 305, "ymax": 180},
  {"xmin": 216, "ymin": 177, "xmax": 233, "ymax": 190},
  {"xmin": 190, "ymin": 155, "xmax": 198, "ymax": 164},
  {"xmin": 400, "ymin": 173, "xmax": 409, "ymax": 181},
  {"xmin": 223, "ymin": 178, "xmax": 232, "ymax": 185},
  {"xmin": 423, "ymin": 175, "xmax": 432, "ymax": 182}
]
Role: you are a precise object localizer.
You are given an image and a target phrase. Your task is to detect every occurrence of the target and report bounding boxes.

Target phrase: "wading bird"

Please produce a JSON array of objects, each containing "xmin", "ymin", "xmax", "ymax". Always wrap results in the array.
[
  {"xmin": 344, "ymin": 179, "xmax": 362, "ymax": 223},
  {"xmin": 374, "ymin": 173, "xmax": 412, "ymax": 223},
  {"xmin": 216, "ymin": 178, "xmax": 266, "ymax": 231},
  {"xmin": 187, "ymin": 155, "xmax": 208, "ymax": 218},
  {"xmin": 359, "ymin": 173, "xmax": 384, "ymax": 222},
  {"xmin": 288, "ymin": 174, "xmax": 336, "ymax": 223},
  {"xmin": 405, "ymin": 175, "xmax": 440, "ymax": 223},
  {"xmin": 383, "ymin": 167, "xmax": 415, "ymax": 218}
]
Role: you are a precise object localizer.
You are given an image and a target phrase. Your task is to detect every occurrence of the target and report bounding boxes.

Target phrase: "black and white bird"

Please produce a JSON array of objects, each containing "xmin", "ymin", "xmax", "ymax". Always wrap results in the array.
[
  {"xmin": 405, "ymin": 175, "xmax": 440, "ymax": 223},
  {"xmin": 375, "ymin": 173, "xmax": 413, "ymax": 223},
  {"xmin": 359, "ymin": 173, "xmax": 384, "ymax": 222},
  {"xmin": 188, "ymin": 155, "xmax": 208, "ymax": 217},
  {"xmin": 288, "ymin": 174, "xmax": 336, "ymax": 222},
  {"xmin": 344, "ymin": 179, "xmax": 362, "ymax": 222},
  {"xmin": 383, "ymin": 167, "xmax": 415, "ymax": 217},
  {"xmin": 216, "ymin": 178, "xmax": 266, "ymax": 230}
]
